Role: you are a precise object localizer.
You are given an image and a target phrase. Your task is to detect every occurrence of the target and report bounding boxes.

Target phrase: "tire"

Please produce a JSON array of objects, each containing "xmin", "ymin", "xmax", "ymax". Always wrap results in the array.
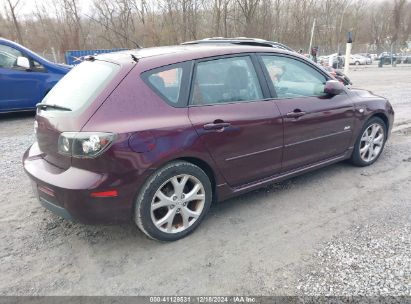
[
  {"xmin": 355, "ymin": 61, "xmax": 360, "ymax": 66},
  {"xmin": 134, "ymin": 161, "xmax": 212, "ymax": 241},
  {"xmin": 350, "ymin": 117, "xmax": 387, "ymax": 167}
]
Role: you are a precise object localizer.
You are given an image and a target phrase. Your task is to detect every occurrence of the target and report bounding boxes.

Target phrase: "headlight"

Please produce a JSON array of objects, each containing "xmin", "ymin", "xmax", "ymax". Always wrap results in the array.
[{"xmin": 58, "ymin": 132, "xmax": 116, "ymax": 158}]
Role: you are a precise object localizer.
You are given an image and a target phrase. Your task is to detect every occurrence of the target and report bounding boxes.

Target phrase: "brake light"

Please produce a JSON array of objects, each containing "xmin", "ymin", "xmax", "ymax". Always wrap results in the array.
[{"xmin": 58, "ymin": 132, "xmax": 116, "ymax": 158}]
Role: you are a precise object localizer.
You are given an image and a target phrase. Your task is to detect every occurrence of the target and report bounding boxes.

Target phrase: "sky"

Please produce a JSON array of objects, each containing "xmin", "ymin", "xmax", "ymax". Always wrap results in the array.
[{"xmin": 1, "ymin": 0, "xmax": 93, "ymax": 17}]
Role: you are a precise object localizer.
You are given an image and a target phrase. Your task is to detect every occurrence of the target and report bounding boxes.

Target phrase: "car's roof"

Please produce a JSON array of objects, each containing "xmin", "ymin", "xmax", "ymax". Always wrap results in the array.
[
  {"xmin": 96, "ymin": 44, "xmax": 297, "ymax": 68},
  {"xmin": 131, "ymin": 44, "xmax": 293, "ymax": 58}
]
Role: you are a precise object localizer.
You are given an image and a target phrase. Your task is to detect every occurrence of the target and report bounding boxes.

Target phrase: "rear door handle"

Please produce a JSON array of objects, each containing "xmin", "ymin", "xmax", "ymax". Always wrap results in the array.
[
  {"xmin": 203, "ymin": 121, "xmax": 231, "ymax": 130},
  {"xmin": 286, "ymin": 110, "xmax": 306, "ymax": 119}
]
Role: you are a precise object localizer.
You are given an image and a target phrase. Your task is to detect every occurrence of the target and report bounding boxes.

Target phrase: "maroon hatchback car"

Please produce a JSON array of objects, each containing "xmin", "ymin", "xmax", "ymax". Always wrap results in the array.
[{"xmin": 23, "ymin": 45, "xmax": 394, "ymax": 241}]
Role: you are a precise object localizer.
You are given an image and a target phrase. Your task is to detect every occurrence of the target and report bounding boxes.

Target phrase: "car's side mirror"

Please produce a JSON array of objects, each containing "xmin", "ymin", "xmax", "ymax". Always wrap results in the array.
[
  {"xmin": 324, "ymin": 80, "xmax": 344, "ymax": 96},
  {"xmin": 16, "ymin": 56, "xmax": 30, "ymax": 70}
]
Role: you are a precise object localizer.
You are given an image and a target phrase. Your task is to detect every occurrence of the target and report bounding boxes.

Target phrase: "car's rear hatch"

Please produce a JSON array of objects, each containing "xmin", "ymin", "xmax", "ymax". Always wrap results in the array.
[{"xmin": 35, "ymin": 58, "xmax": 132, "ymax": 170}]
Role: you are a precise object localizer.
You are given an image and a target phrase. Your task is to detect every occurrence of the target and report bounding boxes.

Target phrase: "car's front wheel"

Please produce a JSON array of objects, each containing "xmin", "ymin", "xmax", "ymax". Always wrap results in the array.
[
  {"xmin": 134, "ymin": 161, "xmax": 212, "ymax": 241},
  {"xmin": 350, "ymin": 117, "xmax": 387, "ymax": 167}
]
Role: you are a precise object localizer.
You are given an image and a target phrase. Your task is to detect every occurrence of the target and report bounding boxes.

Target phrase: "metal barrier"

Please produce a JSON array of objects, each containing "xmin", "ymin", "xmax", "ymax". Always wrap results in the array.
[{"xmin": 64, "ymin": 48, "xmax": 127, "ymax": 65}]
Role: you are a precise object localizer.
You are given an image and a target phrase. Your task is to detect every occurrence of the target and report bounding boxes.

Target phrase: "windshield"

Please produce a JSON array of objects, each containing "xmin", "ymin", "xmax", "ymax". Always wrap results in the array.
[{"xmin": 42, "ymin": 60, "xmax": 120, "ymax": 112}]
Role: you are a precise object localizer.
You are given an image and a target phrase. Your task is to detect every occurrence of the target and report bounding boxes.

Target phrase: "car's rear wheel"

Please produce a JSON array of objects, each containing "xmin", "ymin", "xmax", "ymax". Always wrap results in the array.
[
  {"xmin": 134, "ymin": 161, "xmax": 212, "ymax": 241},
  {"xmin": 350, "ymin": 117, "xmax": 387, "ymax": 167}
]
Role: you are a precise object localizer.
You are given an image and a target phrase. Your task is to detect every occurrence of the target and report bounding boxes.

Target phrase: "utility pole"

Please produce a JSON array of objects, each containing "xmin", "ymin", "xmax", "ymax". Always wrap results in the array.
[
  {"xmin": 51, "ymin": 47, "xmax": 58, "ymax": 63},
  {"xmin": 308, "ymin": 18, "xmax": 316, "ymax": 55},
  {"xmin": 337, "ymin": 3, "xmax": 350, "ymax": 58},
  {"xmin": 344, "ymin": 32, "xmax": 353, "ymax": 75}
]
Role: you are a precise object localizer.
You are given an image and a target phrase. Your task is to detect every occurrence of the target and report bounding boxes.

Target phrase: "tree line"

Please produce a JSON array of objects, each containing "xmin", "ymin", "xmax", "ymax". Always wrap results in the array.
[{"xmin": 1, "ymin": 0, "xmax": 410, "ymax": 62}]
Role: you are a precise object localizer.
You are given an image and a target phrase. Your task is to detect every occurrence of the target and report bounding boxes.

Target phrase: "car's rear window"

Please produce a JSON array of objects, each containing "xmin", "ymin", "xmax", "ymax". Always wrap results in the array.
[{"xmin": 42, "ymin": 60, "xmax": 120, "ymax": 112}]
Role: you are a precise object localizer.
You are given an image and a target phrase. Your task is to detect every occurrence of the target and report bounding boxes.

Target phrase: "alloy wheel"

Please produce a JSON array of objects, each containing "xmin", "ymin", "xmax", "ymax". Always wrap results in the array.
[
  {"xmin": 150, "ymin": 174, "xmax": 205, "ymax": 234},
  {"xmin": 359, "ymin": 123, "xmax": 385, "ymax": 162}
]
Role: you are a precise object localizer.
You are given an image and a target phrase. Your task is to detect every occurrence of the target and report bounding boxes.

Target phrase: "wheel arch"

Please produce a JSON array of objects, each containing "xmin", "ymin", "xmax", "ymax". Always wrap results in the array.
[
  {"xmin": 175, "ymin": 157, "xmax": 217, "ymax": 203},
  {"xmin": 350, "ymin": 110, "xmax": 390, "ymax": 150},
  {"xmin": 370, "ymin": 112, "xmax": 389, "ymax": 131}
]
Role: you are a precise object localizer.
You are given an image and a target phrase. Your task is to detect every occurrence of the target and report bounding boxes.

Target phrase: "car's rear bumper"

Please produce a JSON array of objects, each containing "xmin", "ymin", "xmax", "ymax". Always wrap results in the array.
[
  {"xmin": 39, "ymin": 196, "xmax": 74, "ymax": 221},
  {"xmin": 23, "ymin": 142, "xmax": 138, "ymax": 224}
]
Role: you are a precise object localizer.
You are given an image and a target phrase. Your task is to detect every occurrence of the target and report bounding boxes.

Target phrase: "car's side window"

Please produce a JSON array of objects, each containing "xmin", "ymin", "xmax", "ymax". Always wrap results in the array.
[
  {"xmin": 146, "ymin": 65, "xmax": 183, "ymax": 104},
  {"xmin": 261, "ymin": 55, "xmax": 327, "ymax": 99},
  {"xmin": 190, "ymin": 56, "xmax": 263, "ymax": 105},
  {"xmin": 0, "ymin": 45, "xmax": 24, "ymax": 69}
]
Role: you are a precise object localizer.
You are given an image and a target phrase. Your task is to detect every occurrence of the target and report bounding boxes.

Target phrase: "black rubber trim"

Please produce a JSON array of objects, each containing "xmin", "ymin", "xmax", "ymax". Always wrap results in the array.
[{"xmin": 39, "ymin": 197, "xmax": 74, "ymax": 221}]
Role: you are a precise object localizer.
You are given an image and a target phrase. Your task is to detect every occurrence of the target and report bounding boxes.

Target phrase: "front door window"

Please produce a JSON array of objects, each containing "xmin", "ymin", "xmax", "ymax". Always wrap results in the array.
[{"xmin": 261, "ymin": 55, "xmax": 327, "ymax": 99}]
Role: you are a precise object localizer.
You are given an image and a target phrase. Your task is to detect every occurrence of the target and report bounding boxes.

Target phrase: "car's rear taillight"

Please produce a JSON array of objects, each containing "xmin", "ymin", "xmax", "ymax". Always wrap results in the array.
[{"xmin": 58, "ymin": 132, "xmax": 116, "ymax": 158}]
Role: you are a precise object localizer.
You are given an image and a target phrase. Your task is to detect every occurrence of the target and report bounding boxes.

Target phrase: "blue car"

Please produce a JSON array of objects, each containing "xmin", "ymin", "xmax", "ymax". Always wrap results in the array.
[{"xmin": 0, "ymin": 38, "xmax": 70, "ymax": 113}]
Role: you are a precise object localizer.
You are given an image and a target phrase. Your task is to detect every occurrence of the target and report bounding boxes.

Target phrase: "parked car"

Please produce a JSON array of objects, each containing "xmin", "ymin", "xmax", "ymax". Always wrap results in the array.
[
  {"xmin": 355, "ymin": 53, "xmax": 372, "ymax": 65},
  {"xmin": 400, "ymin": 54, "xmax": 411, "ymax": 64},
  {"xmin": 0, "ymin": 38, "xmax": 70, "ymax": 113},
  {"xmin": 356, "ymin": 53, "xmax": 372, "ymax": 60},
  {"xmin": 319, "ymin": 53, "xmax": 345, "ymax": 69},
  {"xmin": 350, "ymin": 55, "xmax": 368, "ymax": 65},
  {"xmin": 378, "ymin": 52, "xmax": 401, "ymax": 65},
  {"xmin": 23, "ymin": 44, "xmax": 394, "ymax": 241}
]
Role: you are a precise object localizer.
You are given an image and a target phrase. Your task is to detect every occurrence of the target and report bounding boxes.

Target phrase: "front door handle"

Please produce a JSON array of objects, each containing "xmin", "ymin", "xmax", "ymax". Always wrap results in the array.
[
  {"xmin": 203, "ymin": 121, "xmax": 231, "ymax": 130},
  {"xmin": 286, "ymin": 110, "xmax": 306, "ymax": 119}
]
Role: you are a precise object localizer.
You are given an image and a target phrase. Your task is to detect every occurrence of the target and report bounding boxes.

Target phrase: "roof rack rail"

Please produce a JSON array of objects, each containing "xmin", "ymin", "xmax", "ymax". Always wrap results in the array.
[{"xmin": 181, "ymin": 38, "xmax": 295, "ymax": 52}]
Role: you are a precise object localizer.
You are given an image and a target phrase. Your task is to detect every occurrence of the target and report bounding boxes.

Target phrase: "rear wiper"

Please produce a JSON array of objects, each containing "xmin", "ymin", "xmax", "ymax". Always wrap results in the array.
[{"xmin": 36, "ymin": 103, "xmax": 72, "ymax": 111}]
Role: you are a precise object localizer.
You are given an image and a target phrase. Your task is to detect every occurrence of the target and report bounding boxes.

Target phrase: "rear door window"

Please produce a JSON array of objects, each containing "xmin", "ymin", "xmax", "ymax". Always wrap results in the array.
[{"xmin": 190, "ymin": 56, "xmax": 263, "ymax": 105}]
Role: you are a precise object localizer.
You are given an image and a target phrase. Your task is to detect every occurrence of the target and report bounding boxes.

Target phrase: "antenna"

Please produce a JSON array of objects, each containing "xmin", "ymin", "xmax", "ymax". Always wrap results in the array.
[{"xmin": 83, "ymin": 13, "xmax": 142, "ymax": 49}]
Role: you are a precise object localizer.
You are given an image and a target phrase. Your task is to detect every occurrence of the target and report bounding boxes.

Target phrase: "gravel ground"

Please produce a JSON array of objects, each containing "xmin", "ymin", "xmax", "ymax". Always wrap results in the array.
[
  {"xmin": 0, "ymin": 65, "xmax": 410, "ymax": 296},
  {"xmin": 297, "ymin": 203, "xmax": 411, "ymax": 296}
]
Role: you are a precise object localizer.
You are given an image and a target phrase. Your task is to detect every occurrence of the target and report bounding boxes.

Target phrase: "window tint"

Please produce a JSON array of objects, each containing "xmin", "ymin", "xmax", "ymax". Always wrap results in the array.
[
  {"xmin": 191, "ymin": 56, "xmax": 263, "ymax": 105},
  {"xmin": 0, "ymin": 45, "xmax": 23, "ymax": 69},
  {"xmin": 148, "ymin": 67, "xmax": 183, "ymax": 104},
  {"xmin": 261, "ymin": 55, "xmax": 327, "ymax": 99}
]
